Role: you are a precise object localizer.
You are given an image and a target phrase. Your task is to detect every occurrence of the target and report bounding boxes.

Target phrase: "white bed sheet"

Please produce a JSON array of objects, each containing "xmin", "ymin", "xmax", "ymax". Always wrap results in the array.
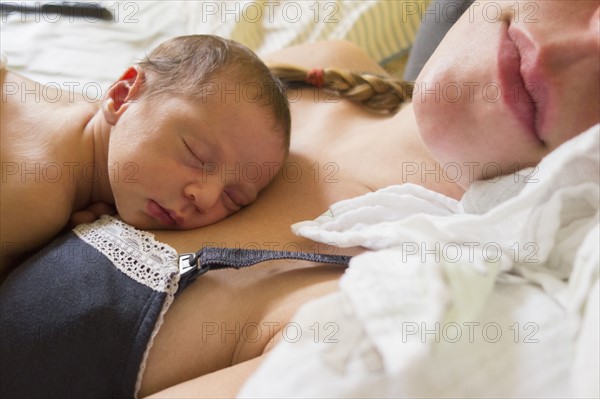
[{"xmin": 1, "ymin": 0, "xmax": 424, "ymax": 95}]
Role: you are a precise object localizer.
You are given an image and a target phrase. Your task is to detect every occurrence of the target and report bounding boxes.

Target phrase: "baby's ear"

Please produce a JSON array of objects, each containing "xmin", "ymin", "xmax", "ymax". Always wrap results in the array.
[{"xmin": 102, "ymin": 66, "xmax": 145, "ymax": 125}]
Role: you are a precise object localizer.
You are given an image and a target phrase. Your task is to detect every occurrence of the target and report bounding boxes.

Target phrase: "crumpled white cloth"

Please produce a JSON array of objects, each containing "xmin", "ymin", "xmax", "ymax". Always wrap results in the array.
[{"xmin": 239, "ymin": 124, "xmax": 600, "ymax": 398}]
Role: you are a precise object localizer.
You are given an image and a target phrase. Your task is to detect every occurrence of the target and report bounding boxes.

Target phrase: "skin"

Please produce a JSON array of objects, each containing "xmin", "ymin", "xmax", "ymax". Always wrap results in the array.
[
  {"xmin": 103, "ymin": 69, "xmax": 287, "ymax": 230},
  {"xmin": 138, "ymin": 43, "xmax": 463, "ymax": 398},
  {"xmin": 0, "ymin": 66, "xmax": 286, "ymax": 277},
  {"xmin": 414, "ymin": 0, "xmax": 600, "ymax": 187},
  {"xmin": 1, "ymin": 0, "xmax": 597, "ymax": 397},
  {"xmin": 141, "ymin": 0, "xmax": 599, "ymax": 397}
]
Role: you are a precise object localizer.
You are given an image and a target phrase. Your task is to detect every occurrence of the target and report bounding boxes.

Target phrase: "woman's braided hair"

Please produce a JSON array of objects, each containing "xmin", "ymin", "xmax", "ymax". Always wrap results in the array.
[{"xmin": 268, "ymin": 63, "xmax": 414, "ymax": 114}]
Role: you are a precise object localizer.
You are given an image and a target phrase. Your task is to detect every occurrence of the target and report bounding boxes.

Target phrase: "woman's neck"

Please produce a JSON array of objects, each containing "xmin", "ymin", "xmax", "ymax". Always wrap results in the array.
[{"xmin": 391, "ymin": 103, "xmax": 465, "ymax": 199}]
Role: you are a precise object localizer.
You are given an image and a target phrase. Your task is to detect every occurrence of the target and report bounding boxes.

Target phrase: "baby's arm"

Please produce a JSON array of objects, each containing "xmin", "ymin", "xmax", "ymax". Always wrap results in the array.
[
  {"xmin": 0, "ymin": 178, "xmax": 73, "ymax": 277},
  {"xmin": 1, "ymin": 192, "xmax": 116, "ymax": 279},
  {"xmin": 0, "ymin": 68, "xmax": 103, "ymax": 278}
]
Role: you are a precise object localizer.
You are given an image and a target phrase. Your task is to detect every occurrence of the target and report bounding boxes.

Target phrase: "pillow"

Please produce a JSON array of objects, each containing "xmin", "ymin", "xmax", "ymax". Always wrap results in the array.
[
  {"xmin": 403, "ymin": 0, "xmax": 475, "ymax": 81},
  {"xmin": 186, "ymin": 1, "xmax": 431, "ymax": 68}
]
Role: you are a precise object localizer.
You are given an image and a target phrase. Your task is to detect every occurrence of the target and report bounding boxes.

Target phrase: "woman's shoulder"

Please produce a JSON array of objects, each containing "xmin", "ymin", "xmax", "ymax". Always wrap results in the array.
[{"xmin": 262, "ymin": 40, "xmax": 389, "ymax": 76}]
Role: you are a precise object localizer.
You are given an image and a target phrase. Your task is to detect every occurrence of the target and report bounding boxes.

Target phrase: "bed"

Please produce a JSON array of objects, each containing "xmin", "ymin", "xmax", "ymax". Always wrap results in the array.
[
  {"xmin": 1, "ymin": 1, "xmax": 599, "ymax": 398},
  {"xmin": 0, "ymin": 0, "xmax": 426, "ymax": 95}
]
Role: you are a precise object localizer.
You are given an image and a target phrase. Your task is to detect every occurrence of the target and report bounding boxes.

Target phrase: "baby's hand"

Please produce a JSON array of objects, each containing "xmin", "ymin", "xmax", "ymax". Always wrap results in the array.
[{"xmin": 69, "ymin": 202, "xmax": 117, "ymax": 227}]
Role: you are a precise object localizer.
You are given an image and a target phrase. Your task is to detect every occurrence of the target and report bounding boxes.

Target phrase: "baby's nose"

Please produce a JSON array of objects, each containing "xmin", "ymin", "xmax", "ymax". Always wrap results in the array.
[{"xmin": 183, "ymin": 179, "xmax": 223, "ymax": 213}]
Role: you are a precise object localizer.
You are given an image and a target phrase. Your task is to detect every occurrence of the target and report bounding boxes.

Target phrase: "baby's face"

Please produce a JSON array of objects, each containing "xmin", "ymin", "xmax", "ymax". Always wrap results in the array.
[{"xmin": 107, "ymin": 90, "xmax": 286, "ymax": 230}]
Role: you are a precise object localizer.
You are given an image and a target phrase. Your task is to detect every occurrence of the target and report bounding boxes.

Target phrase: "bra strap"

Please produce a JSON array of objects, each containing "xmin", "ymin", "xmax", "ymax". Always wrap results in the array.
[{"xmin": 177, "ymin": 247, "xmax": 351, "ymax": 291}]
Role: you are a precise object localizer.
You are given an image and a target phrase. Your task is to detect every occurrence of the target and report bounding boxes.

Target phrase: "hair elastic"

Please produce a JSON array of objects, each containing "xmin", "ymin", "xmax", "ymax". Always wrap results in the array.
[{"xmin": 306, "ymin": 68, "xmax": 325, "ymax": 88}]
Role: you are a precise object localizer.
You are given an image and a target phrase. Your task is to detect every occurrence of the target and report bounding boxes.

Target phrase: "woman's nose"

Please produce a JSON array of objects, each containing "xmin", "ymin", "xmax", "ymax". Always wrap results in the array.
[
  {"xmin": 530, "ymin": 6, "xmax": 600, "ymax": 72},
  {"xmin": 183, "ymin": 178, "xmax": 223, "ymax": 213}
]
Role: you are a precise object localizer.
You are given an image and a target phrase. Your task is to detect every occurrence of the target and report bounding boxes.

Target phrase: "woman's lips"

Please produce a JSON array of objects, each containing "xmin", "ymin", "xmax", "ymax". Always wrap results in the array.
[
  {"xmin": 498, "ymin": 24, "xmax": 539, "ymax": 140},
  {"xmin": 147, "ymin": 200, "xmax": 178, "ymax": 227}
]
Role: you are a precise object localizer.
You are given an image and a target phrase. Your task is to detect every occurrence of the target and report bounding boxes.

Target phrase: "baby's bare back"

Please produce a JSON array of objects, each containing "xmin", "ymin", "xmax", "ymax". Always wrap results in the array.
[{"xmin": 0, "ymin": 70, "xmax": 96, "ymax": 276}]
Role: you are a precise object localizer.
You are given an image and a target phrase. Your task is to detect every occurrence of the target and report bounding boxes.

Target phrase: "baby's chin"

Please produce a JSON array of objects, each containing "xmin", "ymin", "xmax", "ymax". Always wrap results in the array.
[
  {"xmin": 114, "ymin": 211, "xmax": 163, "ymax": 230},
  {"xmin": 124, "ymin": 215, "xmax": 221, "ymax": 231}
]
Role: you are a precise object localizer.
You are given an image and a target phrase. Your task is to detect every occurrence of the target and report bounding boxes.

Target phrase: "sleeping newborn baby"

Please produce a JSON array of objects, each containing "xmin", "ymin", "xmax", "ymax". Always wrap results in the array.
[{"xmin": 0, "ymin": 35, "xmax": 290, "ymax": 274}]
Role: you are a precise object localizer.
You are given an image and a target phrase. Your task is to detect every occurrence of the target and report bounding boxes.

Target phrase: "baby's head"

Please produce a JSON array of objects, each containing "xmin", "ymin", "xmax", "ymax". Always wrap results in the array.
[{"xmin": 103, "ymin": 35, "xmax": 290, "ymax": 229}]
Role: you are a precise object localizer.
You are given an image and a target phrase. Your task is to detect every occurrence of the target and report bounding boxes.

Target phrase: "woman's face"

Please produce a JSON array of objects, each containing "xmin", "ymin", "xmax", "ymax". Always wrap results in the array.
[
  {"xmin": 414, "ymin": 0, "xmax": 599, "ymax": 187},
  {"xmin": 107, "ymin": 86, "xmax": 286, "ymax": 230}
]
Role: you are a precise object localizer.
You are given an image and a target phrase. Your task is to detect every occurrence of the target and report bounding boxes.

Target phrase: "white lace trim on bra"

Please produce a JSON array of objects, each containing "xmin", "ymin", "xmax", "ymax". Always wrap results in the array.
[{"xmin": 73, "ymin": 215, "xmax": 179, "ymax": 293}]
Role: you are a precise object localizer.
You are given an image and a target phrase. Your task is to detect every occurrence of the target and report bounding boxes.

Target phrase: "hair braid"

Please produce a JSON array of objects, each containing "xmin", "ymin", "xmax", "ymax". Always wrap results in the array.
[{"xmin": 268, "ymin": 63, "xmax": 414, "ymax": 114}]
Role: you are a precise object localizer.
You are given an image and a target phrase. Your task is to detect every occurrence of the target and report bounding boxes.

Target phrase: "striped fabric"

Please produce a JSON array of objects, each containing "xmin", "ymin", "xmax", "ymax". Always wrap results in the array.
[{"xmin": 187, "ymin": 1, "xmax": 431, "ymax": 64}]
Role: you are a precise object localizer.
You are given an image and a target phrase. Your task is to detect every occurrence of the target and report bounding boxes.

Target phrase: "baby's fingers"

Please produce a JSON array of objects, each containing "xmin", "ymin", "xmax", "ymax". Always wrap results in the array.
[
  {"xmin": 86, "ymin": 202, "xmax": 117, "ymax": 218},
  {"xmin": 69, "ymin": 210, "xmax": 98, "ymax": 227},
  {"xmin": 68, "ymin": 202, "xmax": 116, "ymax": 227}
]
